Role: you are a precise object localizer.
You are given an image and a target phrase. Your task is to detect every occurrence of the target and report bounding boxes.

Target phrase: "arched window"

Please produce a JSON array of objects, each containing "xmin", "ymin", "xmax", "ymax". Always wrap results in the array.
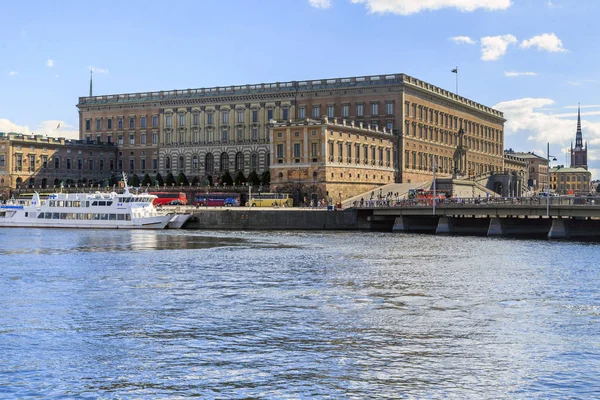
[
  {"xmin": 179, "ymin": 155, "xmax": 185, "ymax": 172},
  {"xmin": 220, "ymin": 152, "xmax": 229, "ymax": 172},
  {"xmin": 251, "ymin": 153, "xmax": 258, "ymax": 171},
  {"xmin": 16, "ymin": 177, "xmax": 23, "ymax": 186},
  {"xmin": 192, "ymin": 155, "xmax": 199, "ymax": 171},
  {"xmin": 265, "ymin": 152, "xmax": 270, "ymax": 168},
  {"xmin": 205, "ymin": 153, "xmax": 214, "ymax": 174},
  {"xmin": 165, "ymin": 156, "xmax": 171, "ymax": 170},
  {"xmin": 235, "ymin": 152, "xmax": 244, "ymax": 171},
  {"xmin": 28, "ymin": 178, "xmax": 35, "ymax": 188}
]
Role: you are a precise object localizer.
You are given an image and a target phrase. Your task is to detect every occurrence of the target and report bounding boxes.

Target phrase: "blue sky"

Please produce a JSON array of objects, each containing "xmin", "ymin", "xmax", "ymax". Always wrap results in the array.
[{"xmin": 1, "ymin": 0, "xmax": 598, "ymax": 177}]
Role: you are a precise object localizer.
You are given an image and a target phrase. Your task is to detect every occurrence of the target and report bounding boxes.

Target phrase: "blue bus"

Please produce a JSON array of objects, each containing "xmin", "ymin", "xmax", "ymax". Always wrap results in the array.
[{"xmin": 195, "ymin": 192, "xmax": 240, "ymax": 207}]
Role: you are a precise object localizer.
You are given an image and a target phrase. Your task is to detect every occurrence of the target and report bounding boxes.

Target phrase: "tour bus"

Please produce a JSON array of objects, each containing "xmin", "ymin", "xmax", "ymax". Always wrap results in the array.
[
  {"xmin": 195, "ymin": 193, "xmax": 240, "ymax": 207},
  {"xmin": 248, "ymin": 193, "xmax": 291, "ymax": 207},
  {"xmin": 148, "ymin": 192, "xmax": 188, "ymax": 206}
]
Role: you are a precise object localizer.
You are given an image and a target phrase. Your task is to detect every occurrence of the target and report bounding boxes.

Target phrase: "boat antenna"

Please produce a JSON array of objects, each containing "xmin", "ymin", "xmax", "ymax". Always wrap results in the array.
[{"xmin": 122, "ymin": 172, "xmax": 130, "ymax": 195}]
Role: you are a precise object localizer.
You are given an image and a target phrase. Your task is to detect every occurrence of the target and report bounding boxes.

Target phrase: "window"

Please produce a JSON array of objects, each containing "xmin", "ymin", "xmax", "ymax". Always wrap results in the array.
[
  {"xmin": 141, "ymin": 133, "xmax": 146, "ymax": 145},
  {"xmin": 96, "ymin": 119, "xmax": 102, "ymax": 130},
  {"xmin": 299, "ymin": 107, "xmax": 305, "ymax": 119},
  {"xmin": 29, "ymin": 155, "xmax": 35, "ymax": 171},
  {"xmin": 222, "ymin": 128, "xmax": 228, "ymax": 142},
  {"xmin": 252, "ymin": 110, "xmax": 258, "ymax": 123},
  {"xmin": 267, "ymin": 109, "xmax": 273, "ymax": 121},
  {"xmin": 283, "ymin": 108, "xmax": 289, "ymax": 120},
  {"xmin": 152, "ymin": 115, "xmax": 158, "ymax": 127},
  {"xmin": 152, "ymin": 133, "xmax": 158, "ymax": 144},
  {"xmin": 237, "ymin": 129, "xmax": 243, "ymax": 141},
  {"xmin": 192, "ymin": 155, "xmax": 199, "ymax": 170},
  {"xmin": 276, "ymin": 144, "xmax": 284, "ymax": 158},
  {"xmin": 141, "ymin": 159, "xmax": 146, "ymax": 171},
  {"xmin": 386, "ymin": 122, "xmax": 393, "ymax": 130},
  {"xmin": 357, "ymin": 104, "xmax": 364, "ymax": 116},
  {"xmin": 205, "ymin": 153, "xmax": 214, "ymax": 173},
  {"xmin": 328, "ymin": 106, "xmax": 334, "ymax": 118},
  {"xmin": 347, "ymin": 143, "xmax": 352, "ymax": 160},
  {"xmin": 342, "ymin": 105, "xmax": 349, "ymax": 118},
  {"xmin": 338, "ymin": 143, "xmax": 343, "ymax": 160},
  {"xmin": 118, "ymin": 135, "xmax": 123, "ymax": 145},
  {"xmin": 129, "ymin": 134, "xmax": 135, "ymax": 145},
  {"xmin": 251, "ymin": 128, "xmax": 258, "ymax": 140},
  {"xmin": 222, "ymin": 111, "xmax": 229, "ymax": 124},
  {"xmin": 386, "ymin": 103, "xmax": 393, "ymax": 115},
  {"xmin": 166, "ymin": 115, "xmax": 172, "ymax": 128},
  {"xmin": 54, "ymin": 157, "xmax": 60, "ymax": 169},
  {"xmin": 313, "ymin": 106, "xmax": 320, "ymax": 118},
  {"xmin": 251, "ymin": 153, "xmax": 258, "ymax": 171},
  {"xmin": 89, "ymin": 159, "xmax": 94, "ymax": 171},
  {"xmin": 42, "ymin": 155, "xmax": 47, "ymax": 169},
  {"xmin": 129, "ymin": 117, "xmax": 135, "ymax": 129},
  {"xmin": 152, "ymin": 159, "xmax": 158, "ymax": 171},
  {"xmin": 219, "ymin": 152, "xmax": 229, "ymax": 172},
  {"xmin": 193, "ymin": 114, "xmax": 199, "ymax": 126},
  {"xmin": 179, "ymin": 156, "xmax": 185, "ymax": 172},
  {"xmin": 107, "ymin": 118, "xmax": 112, "ymax": 130},
  {"xmin": 311, "ymin": 142, "xmax": 318, "ymax": 157},
  {"xmin": 110, "ymin": 159, "xmax": 115, "ymax": 171},
  {"xmin": 235, "ymin": 152, "xmax": 244, "ymax": 171},
  {"xmin": 139, "ymin": 116, "xmax": 146, "ymax": 129},
  {"xmin": 372, "ymin": 103, "xmax": 378, "ymax": 115},
  {"xmin": 85, "ymin": 120, "xmax": 91, "ymax": 131},
  {"xmin": 236, "ymin": 111, "xmax": 243, "ymax": 123},
  {"xmin": 129, "ymin": 159, "xmax": 134, "ymax": 171},
  {"xmin": 179, "ymin": 114, "xmax": 185, "ymax": 126},
  {"xmin": 165, "ymin": 157, "xmax": 171, "ymax": 170},
  {"xmin": 207, "ymin": 112, "xmax": 213, "ymax": 125},
  {"xmin": 294, "ymin": 143, "xmax": 301, "ymax": 158},
  {"xmin": 66, "ymin": 158, "xmax": 71, "ymax": 170}
]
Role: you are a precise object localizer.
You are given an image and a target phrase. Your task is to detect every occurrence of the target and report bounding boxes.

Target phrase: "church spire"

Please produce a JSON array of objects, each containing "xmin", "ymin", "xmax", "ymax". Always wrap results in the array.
[
  {"xmin": 89, "ymin": 69, "xmax": 93, "ymax": 97},
  {"xmin": 575, "ymin": 102, "xmax": 583, "ymax": 148}
]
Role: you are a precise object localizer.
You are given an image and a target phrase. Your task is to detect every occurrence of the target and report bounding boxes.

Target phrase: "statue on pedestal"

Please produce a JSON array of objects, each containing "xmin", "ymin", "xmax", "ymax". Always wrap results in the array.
[{"xmin": 452, "ymin": 124, "xmax": 467, "ymax": 178}]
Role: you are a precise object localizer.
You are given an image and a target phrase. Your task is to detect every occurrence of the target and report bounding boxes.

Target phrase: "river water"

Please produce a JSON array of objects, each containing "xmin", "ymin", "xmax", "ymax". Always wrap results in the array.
[{"xmin": 0, "ymin": 229, "xmax": 598, "ymax": 399}]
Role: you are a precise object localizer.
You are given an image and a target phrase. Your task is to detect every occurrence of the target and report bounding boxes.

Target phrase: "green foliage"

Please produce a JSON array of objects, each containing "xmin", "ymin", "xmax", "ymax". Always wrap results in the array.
[
  {"xmin": 177, "ymin": 172, "xmax": 189, "ymax": 186},
  {"xmin": 129, "ymin": 173, "xmax": 140, "ymax": 187},
  {"xmin": 234, "ymin": 171, "xmax": 246, "ymax": 186},
  {"xmin": 165, "ymin": 172, "xmax": 176, "ymax": 186},
  {"xmin": 141, "ymin": 173, "xmax": 152, "ymax": 186},
  {"xmin": 154, "ymin": 173, "xmax": 164, "ymax": 186},
  {"xmin": 260, "ymin": 170, "xmax": 270, "ymax": 185},
  {"xmin": 247, "ymin": 171, "xmax": 260, "ymax": 186},
  {"xmin": 221, "ymin": 171, "xmax": 234, "ymax": 186},
  {"xmin": 191, "ymin": 176, "xmax": 200, "ymax": 185}
]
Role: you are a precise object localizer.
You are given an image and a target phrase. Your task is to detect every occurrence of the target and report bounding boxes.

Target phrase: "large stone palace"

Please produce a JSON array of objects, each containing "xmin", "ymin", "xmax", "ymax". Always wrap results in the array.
[{"xmin": 76, "ymin": 73, "xmax": 506, "ymax": 185}]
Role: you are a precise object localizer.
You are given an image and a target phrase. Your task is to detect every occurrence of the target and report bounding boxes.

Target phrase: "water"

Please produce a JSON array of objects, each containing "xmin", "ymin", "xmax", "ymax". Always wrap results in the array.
[{"xmin": 0, "ymin": 229, "xmax": 599, "ymax": 399}]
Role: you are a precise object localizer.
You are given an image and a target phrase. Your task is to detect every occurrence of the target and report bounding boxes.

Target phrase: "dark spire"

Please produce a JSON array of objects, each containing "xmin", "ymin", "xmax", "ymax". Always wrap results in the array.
[
  {"xmin": 575, "ymin": 103, "xmax": 583, "ymax": 148},
  {"xmin": 89, "ymin": 69, "xmax": 93, "ymax": 97}
]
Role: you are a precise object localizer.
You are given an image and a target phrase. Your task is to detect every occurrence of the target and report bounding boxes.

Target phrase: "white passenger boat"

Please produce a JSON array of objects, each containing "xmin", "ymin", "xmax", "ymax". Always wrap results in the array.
[{"xmin": 0, "ymin": 174, "xmax": 188, "ymax": 229}]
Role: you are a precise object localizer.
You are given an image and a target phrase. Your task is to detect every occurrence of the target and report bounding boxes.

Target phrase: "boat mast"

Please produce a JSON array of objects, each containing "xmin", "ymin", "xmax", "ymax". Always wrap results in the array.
[{"xmin": 122, "ymin": 172, "xmax": 130, "ymax": 195}]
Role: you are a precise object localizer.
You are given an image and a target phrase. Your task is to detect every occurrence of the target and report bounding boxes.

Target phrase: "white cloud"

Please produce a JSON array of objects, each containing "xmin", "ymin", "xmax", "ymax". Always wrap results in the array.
[
  {"xmin": 89, "ymin": 65, "xmax": 109, "ymax": 74},
  {"xmin": 308, "ymin": 0, "xmax": 332, "ymax": 8},
  {"xmin": 0, "ymin": 118, "xmax": 79, "ymax": 139},
  {"xmin": 8, "ymin": 71, "xmax": 18, "ymax": 76},
  {"xmin": 504, "ymin": 71, "xmax": 537, "ymax": 77},
  {"xmin": 564, "ymin": 104, "xmax": 600, "ymax": 109},
  {"xmin": 46, "ymin": 59, "xmax": 54, "ymax": 67},
  {"xmin": 520, "ymin": 33, "xmax": 567, "ymax": 53},
  {"xmin": 350, "ymin": 0, "xmax": 511, "ymax": 15},
  {"xmin": 567, "ymin": 79, "xmax": 597, "ymax": 86},
  {"xmin": 450, "ymin": 36, "xmax": 476, "ymax": 45},
  {"xmin": 480, "ymin": 34, "xmax": 517, "ymax": 61}
]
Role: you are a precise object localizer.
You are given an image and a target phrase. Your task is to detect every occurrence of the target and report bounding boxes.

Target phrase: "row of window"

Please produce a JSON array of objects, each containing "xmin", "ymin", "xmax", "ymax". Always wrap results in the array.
[
  {"xmin": 405, "ymin": 121, "xmax": 501, "ymax": 155},
  {"xmin": 36, "ymin": 212, "xmax": 132, "ymax": 221},
  {"xmin": 164, "ymin": 127, "xmax": 260, "ymax": 144},
  {"xmin": 164, "ymin": 152, "xmax": 264, "ymax": 173},
  {"xmin": 85, "ymin": 116, "xmax": 159, "ymax": 131},
  {"xmin": 12, "ymin": 156, "xmax": 115, "ymax": 172},
  {"xmin": 404, "ymin": 150, "xmax": 498, "ymax": 175},
  {"xmin": 552, "ymin": 175, "xmax": 589, "ymax": 182}
]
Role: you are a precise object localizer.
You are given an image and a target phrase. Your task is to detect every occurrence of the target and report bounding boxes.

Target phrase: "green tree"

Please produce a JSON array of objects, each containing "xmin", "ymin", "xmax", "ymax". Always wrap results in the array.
[
  {"xmin": 260, "ymin": 170, "xmax": 270, "ymax": 185},
  {"xmin": 247, "ymin": 171, "xmax": 260, "ymax": 186},
  {"xmin": 165, "ymin": 172, "xmax": 176, "ymax": 186},
  {"xmin": 191, "ymin": 176, "xmax": 200, "ymax": 186},
  {"xmin": 221, "ymin": 171, "xmax": 234, "ymax": 186},
  {"xmin": 129, "ymin": 173, "xmax": 140, "ymax": 187},
  {"xmin": 177, "ymin": 172, "xmax": 189, "ymax": 186},
  {"xmin": 154, "ymin": 173, "xmax": 164, "ymax": 186},
  {"xmin": 234, "ymin": 171, "xmax": 246, "ymax": 186},
  {"xmin": 141, "ymin": 173, "xmax": 152, "ymax": 187}
]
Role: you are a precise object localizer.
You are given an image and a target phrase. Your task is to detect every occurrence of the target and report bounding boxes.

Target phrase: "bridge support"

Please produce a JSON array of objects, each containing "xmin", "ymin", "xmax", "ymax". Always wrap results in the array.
[
  {"xmin": 548, "ymin": 218, "xmax": 569, "ymax": 239},
  {"xmin": 392, "ymin": 216, "xmax": 408, "ymax": 232},
  {"xmin": 487, "ymin": 217, "xmax": 505, "ymax": 236},
  {"xmin": 435, "ymin": 217, "xmax": 454, "ymax": 234}
]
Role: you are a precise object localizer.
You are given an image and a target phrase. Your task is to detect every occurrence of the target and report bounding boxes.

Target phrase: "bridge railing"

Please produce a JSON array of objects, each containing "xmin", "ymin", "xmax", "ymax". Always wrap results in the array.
[{"xmin": 352, "ymin": 196, "xmax": 600, "ymax": 208}]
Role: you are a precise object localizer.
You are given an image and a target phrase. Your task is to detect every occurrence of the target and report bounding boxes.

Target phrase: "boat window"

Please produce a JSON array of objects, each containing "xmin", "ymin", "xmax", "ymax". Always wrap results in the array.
[
  {"xmin": 93, "ymin": 213, "xmax": 100, "ymax": 220},
  {"xmin": 91, "ymin": 201, "xmax": 98, "ymax": 206},
  {"xmin": 98, "ymin": 201, "xmax": 106, "ymax": 207},
  {"xmin": 86, "ymin": 201, "xmax": 90, "ymax": 207},
  {"xmin": 60, "ymin": 213, "xmax": 68, "ymax": 219},
  {"xmin": 58, "ymin": 201, "xmax": 64, "ymax": 207},
  {"xmin": 73, "ymin": 201, "xmax": 80, "ymax": 207},
  {"xmin": 65, "ymin": 201, "xmax": 72, "ymax": 207},
  {"xmin": 126, "ymin": 214, "xmax": 131, "ymax": 221},
  {"xmin": 117, "ymin": 214, "xmax": 125, "ymax": 221},
  {"xmin": 49, "ymin": 201, "xmax": 55, "ymax": 207},
  {"xmin": 52, "ymin": 213, "xmax": 60, "ymax": 219},
  {"xmin": 106, "ymin": 201, "xmax": 113, "ymax": 206},
  {"xmin": 109, "ymin": 214, "xmax": 116, "ymax": 220},
  {"xmin": 38, "ymin": 213, "xmax": 45, "ymax": 219},
  {"xmin": 25, "ymin": 212, "xmax": 28, "ymax": 217},
  {"xmin": 86, "ymin": 213, "xmax": 92, "ymax": 220},
  {"xmin": 45, "ymin": 213, "xmax": 52, "ymax": 219}
]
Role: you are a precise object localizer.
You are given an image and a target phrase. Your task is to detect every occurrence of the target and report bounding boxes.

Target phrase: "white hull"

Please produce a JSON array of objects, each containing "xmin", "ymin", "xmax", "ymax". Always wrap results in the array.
[
  {"xmin": 167, "ymin": 214, "xmax": 193, "ymax": 229},
  {"xmin": 0, "ymin": 216, "xmax": 171, "ymax": 229}
]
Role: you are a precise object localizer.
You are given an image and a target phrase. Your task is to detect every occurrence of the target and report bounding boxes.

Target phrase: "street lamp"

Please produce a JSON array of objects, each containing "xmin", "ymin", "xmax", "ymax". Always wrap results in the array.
[{"xmin": 546, "ymin": 142, "xmax": 557, "ymax": 217}]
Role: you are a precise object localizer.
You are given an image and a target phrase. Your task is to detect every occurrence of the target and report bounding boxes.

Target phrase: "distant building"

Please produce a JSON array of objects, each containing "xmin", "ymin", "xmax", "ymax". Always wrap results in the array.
[
  {"xmin": 570, "ymin": 104, "xmax": 588, "ymax": 169},
  {"xmin": 269, "ymin": 118, "xmax": 395, "ymax": 203},
  {"xmin": 509, "ymin": 152, "xmax": 549, "ymax": 193},
  {"xmin": 550, "ymin": 165, "xmax": 591, "ymax": 195},
  {"xmin": 0, "ymin": 132, "xmax": 117, "ymax": 194}
]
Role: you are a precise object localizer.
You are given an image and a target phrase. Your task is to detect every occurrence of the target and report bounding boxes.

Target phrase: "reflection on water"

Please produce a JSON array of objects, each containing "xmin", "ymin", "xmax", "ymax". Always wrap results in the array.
[{"xmin": 0, "ymin": 229, "xmax": 598, "ymax": 398}]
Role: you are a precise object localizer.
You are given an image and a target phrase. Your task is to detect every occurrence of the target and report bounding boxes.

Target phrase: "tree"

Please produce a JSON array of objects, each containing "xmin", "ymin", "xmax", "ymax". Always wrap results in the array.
[
  {"xmin": 165, "ymin": 172, "xmax": 176, "ymax": 186},
  {"xmin": 191, "ymin": 176, "xmax": 200, "ymax": 186},
  {"xmin": 260, "ymin": 170, "xmax": 270, "ymax": 185},
  {"xmin": 141, "ymin": 173, "xmax": 152, "ymax": 187},
  {"xmin": 154, "ymin": 173, "xmax": 164, "ymax": 186},
  {"xmin": 177, "ymin": 172, "xmax": 189, "ymax": 186},
  {"xmin": 221, "ymin": 171, "xmax": 234, "ymax": 186},
  {"xmin": 129, "ymin": 173, "xmax": 140, "ymax": 187},
  {"xmin": 247, "ymin": 171, "xmax": 260, "ymax": 186},
  {"xmin": 234, "ymin": 171, "xmax": 246, "ymax": 186}
]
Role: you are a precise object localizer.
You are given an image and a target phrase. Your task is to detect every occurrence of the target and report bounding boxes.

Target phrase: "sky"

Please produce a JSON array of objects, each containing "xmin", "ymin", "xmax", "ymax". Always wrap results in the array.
[{"xmin": 1, "ymin": 0, "xmax": 599, "ymax": 178}]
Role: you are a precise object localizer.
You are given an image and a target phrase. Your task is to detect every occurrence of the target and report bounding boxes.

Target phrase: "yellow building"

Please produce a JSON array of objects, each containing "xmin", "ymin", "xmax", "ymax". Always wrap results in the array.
[
  {"xmin": 550, "ymin": 166, "xmax": 591, "ymax": 195},
  {"xmin": 0, "ymin": 132, "xmax": 117, "ymax": 196},
  {"xmin": 270, "ymin": 118, "xmax": 395, "ymax": 203}
]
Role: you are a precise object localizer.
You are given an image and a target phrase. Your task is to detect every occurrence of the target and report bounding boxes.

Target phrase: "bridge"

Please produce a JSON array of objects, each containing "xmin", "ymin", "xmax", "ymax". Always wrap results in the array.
[{"xmin": 355, "ymin": 196, "xmax": 600, "ymax": 240}]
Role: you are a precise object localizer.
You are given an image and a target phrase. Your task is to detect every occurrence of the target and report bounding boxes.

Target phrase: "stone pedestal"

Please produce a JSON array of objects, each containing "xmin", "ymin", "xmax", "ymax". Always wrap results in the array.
[
  {"xmin": 548, "ymin": 218, "xmax": 569, "ymax": 239},
  {"xmin": 487, "ymin": 217, "xmax": 505, "ymax": 236},
  {"xmin": 392, "ymin": 216, "xmax": 407, "ymax": 232},
  {"xmin": 435, "ymin": 217, "xmax": 453, "ymax": 234}
]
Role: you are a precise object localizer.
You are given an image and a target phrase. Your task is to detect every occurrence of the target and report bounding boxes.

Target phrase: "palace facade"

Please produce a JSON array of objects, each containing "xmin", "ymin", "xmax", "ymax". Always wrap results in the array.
[{"xmin": 76, "ymin": 73, "xmax": 505, "ymax": 184}]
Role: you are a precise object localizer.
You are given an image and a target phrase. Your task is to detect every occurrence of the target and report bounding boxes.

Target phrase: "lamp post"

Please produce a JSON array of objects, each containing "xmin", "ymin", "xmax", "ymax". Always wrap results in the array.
[
  {"xmin": 432, "ymin": 161, "xmax": 437, "ymax": 215},
  {"xmin": 546, "ymin": 142, "xmax": 557, "ymax": 217}
]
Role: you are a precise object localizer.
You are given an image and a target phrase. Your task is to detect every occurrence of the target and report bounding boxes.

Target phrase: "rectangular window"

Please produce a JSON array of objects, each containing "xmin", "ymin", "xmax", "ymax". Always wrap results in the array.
[
  {"xmin": 180, "ymin": 114, "xmax": 186, "ymax": 126},
  {"xmin": 311, "ymin": 142, "xmax": 318, "ymax": 157},
  {"xmin": 193, "ymin": 114, "xmax": 199, "ymax": 125},
  {"xmin": 206, "ymin": 112, "xmax": 213, "ymax": 125},
  {"xmin": 99, "ymin": 159, "xmax": 104, "ymax": 171},
  {"xmin": 372, "ymin": 103, "xmax": 378, "ymax": 115},
  {"xmin": 222, "ymin": 112, "xmax": 229, "ymax": 124},
  {"xmin": 153, "ymin": 159, "xmax": 158, "ymax": 170},
  {"xmin": 141, "ymin": 133, "xmax": 146, "ymax": 145},
  {"xmin": 96, "ymin": 119, "xmax": 101, "ymax": 130},
  {"xmin": 342, "ymin": 105, "xmax": 349, "ymax": 117},
  {"xmin": 276, "ymin": 144, "xmax": 284, "ymax": 158},
  {"xmin": 237, "ymin": 111, "xmax": 243, "ymax": 123},
  {"xmin": 166, "ymin": 115, "xmax": 172, "ymax": 128},
  {"xmin": 29, "ymin": 155, "xmax": 35, "ymax": 171},
  {"xmin": 299, "ymin": 107, "xmax": 305, "ymax": 119},
  {"xmin": 129, "ymin": 159, "xmax": 134, "ymax": 171},
  {"xmin": 129, "ymin": 134, "xmax": 135, "ymax": 145},
  {"xmin": 222, "ymin": 128, "xmax": 228, "ymax": 142},
  {"xmin": 85, "ymin": 120, "xmax": 91, "ymax": 131},
  {"xmin": 118, "ymin": 117, "xmax": 123, "ymax": 129},
  {"xmin": 312, "ymin": 106, "xmax": 320, "ymax": 118},
  {"xmin": 107, "ymin": 118, "xmax": 112, "ymax": 130},
  {"xmin": 66, "ymin": 158, "xmax": 71, "ymax": 170},
  {"xmin": 328, "ymin": 106, "xmax": 334, "ymax": 118},
  {"xmin": 54, "ymin": 157, "xmax": 60, "ymax": 169},
  {"xmin": 152, "ymin": 115, "xmax": 158, "ymax": 127},
  {"xmin": 118, "ymin": 135, "xmax": 123, "ymax": 145},
  {"xmin": 153, "ymin": 133, "xmax": 158, "ymax": 144},
  {"xmin": 283, "ymin": 108, "xmax": 289, "ymax": 120},
  {"xmin": 294, "ymin": 143, "xmax": 301, "ymax": 158},
  {"xmin": 357, "ymin": 104, "xmax": 364, "ymax": 116},
  {"xmin": 141, "ymin": 116, "xmax": 147, "ymax": 128},
  {"xmin": 251, "ymin": 128, "xmax": 258, "ymax": 140},
  {"xmin": 141, "ymin": 159, "xmax": 146, "ymax": 171},
  {"xmin": 386, "ymin": 122, "xmax": 393, "ymax": 130},
  {"xmin": 89, "ymin": 159, "xmax": 93, "ymax": 171},
  {"xmin": 129, "ymin": 117, "xmax": 135, "ymax": 129},
  {"xmin": 42, "ymin": 155, "xmax": 47, "ymax": 168},
  {"xmin": 237, "ymin": 129, "xmax": 243, "ymax": 141},
  {"xmin": 252, "ymin": 110, "xmax": 258, "ymax": 123},
  {"xmin": 267, "ymin": 109, "xmax": 273, "ymax": 121},
  {"xmin": 387, "ymin": 103, "xmax": 393, "ymax": 115}
]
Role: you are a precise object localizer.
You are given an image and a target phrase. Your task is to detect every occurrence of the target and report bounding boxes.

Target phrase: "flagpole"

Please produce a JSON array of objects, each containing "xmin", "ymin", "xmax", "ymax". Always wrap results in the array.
[{"xmin": 455, "ymin": 66, "xmax": 458, "ymax": 95}]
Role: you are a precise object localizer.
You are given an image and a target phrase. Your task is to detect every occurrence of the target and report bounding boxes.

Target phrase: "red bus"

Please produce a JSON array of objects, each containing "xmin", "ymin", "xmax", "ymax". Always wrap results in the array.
[
  {"xmin": 195, "ymin": 192, "xmax": 240, "ymax": 207},
  {"xmin": 148, "ymin": 192, "xmax": 188, "ymax": 206}
]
